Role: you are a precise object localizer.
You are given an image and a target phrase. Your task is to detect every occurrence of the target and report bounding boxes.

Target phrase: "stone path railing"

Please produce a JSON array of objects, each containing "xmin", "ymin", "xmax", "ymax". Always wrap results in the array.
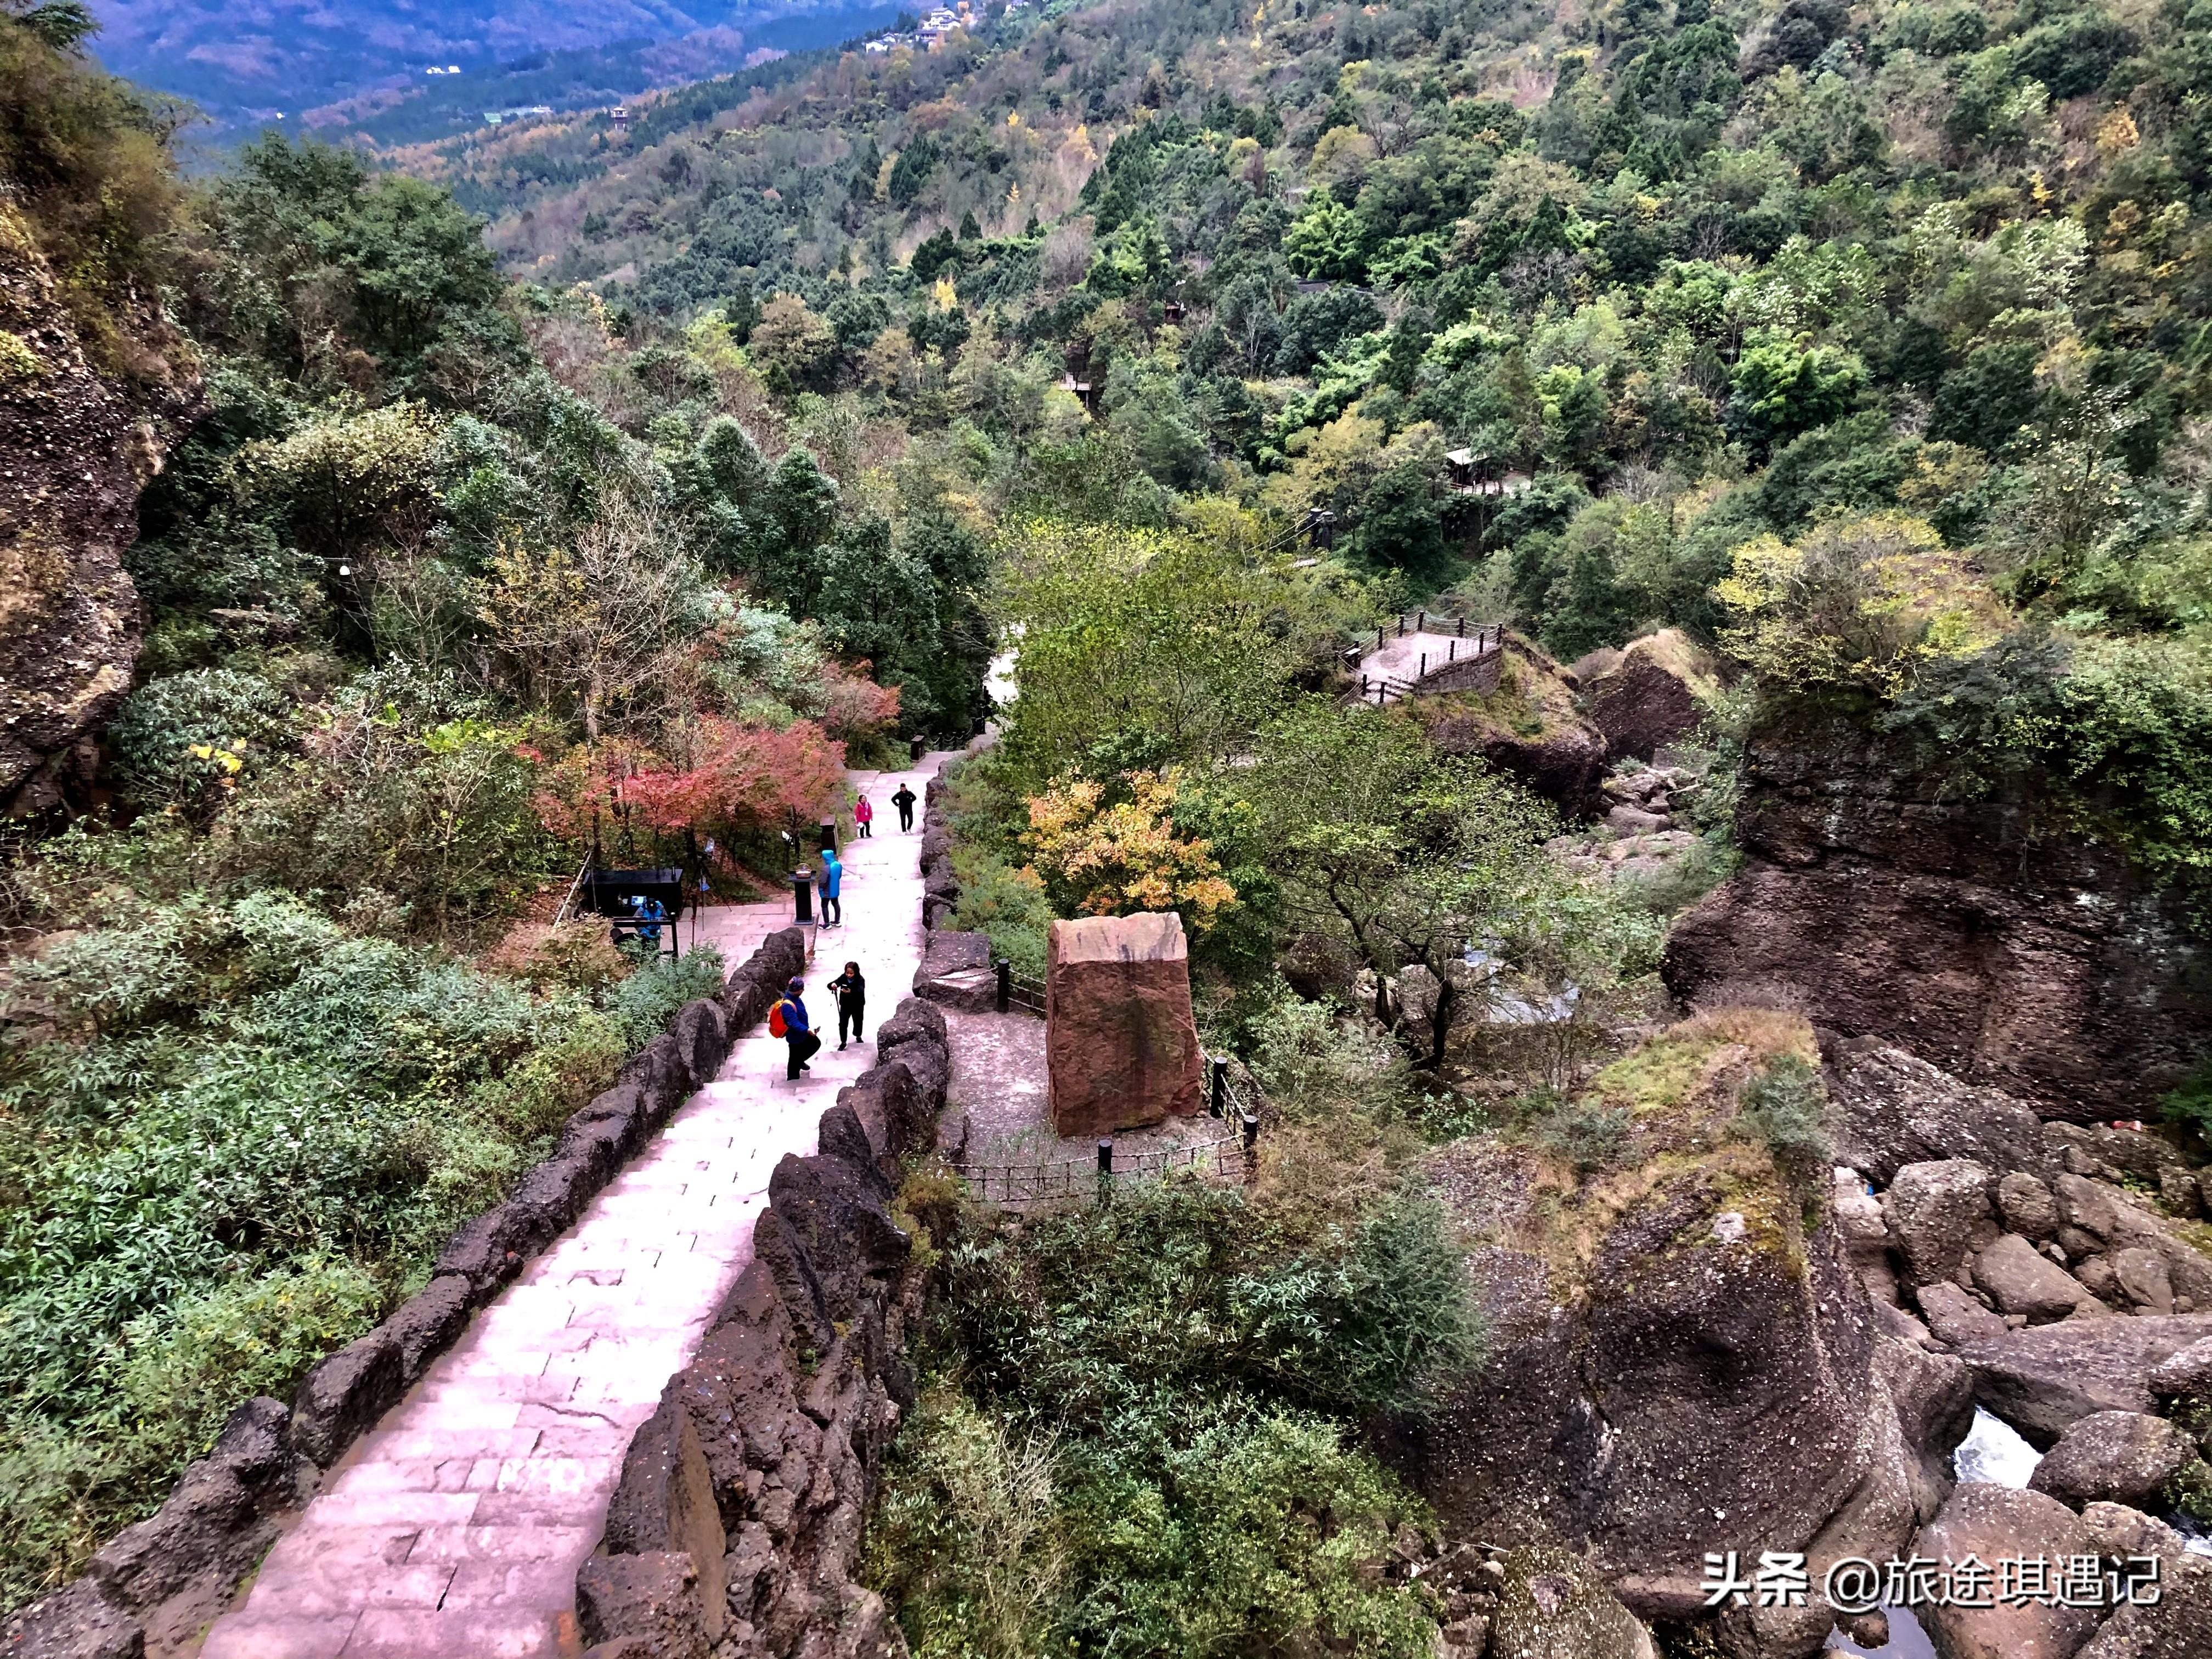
[{"xmin": 186, "ymin": 755, "xmax": 949, "ymax": 1659}]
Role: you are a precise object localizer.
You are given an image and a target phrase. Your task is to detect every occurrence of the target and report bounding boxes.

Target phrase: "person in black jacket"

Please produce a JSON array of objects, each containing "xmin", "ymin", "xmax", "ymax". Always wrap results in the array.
[
  {"xmin": 827, "ymin": 961, "xmax": 866, "ymax": 1049},
  {"xmin": 891, "ymin": 782, "xmax": 917, "ymax": 831}
]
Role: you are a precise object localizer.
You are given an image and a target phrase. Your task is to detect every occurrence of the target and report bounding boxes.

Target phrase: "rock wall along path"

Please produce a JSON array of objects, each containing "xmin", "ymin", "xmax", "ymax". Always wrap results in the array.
[{"xmin": 200, "ymin": 758, "xmax": 948, "ymax": 1659}]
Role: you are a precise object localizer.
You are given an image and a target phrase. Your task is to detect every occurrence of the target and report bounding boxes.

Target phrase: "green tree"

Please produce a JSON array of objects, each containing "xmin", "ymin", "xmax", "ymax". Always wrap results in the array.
[
  {"xmin": 1725, "ymin": 342, "xmax": 1866, "ymax": 453},
  {"xmin": 1245, "ymin": 701, "xmax": 1558, "ymax": 1070},
  {"xmin": 993, "ymin": 523, "xmax": 1351, "ymax": 785}
]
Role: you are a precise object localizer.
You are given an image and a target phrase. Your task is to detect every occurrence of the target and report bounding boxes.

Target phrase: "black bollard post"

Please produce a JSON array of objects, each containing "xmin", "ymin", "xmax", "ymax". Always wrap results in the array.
[
  {"xmin": 1418, "ymin": 608, "xmax": 1426, "ymax": 631},
  {"xmin": 1210, "ymin": 1056, "xmax": 1227, "ymax": 1118},
  {"xmin": 1240, "ymin": 1112, "xmax": 1259, "ymax": 1177},
  {"xmin": 1458, "ymin": 615, "xmax": 1466, "ymax": 637},
  {"xmin": 1449, "ymin": 638, "xmax": 1457, "ymax": 663},
  {"xmin": 791, "ymin": 870, "xmax": 815, "ymax": 924},
  {"xmin": 1419, "ymin": 652, "xmax": 1426, "ymax": 679},
  {"xmin": 996, "ymin": 957, "xmax": 1012, "ymax": 1014},
  {"xmin": 1097, "ymin": 1138, "xmax": 1114, "ymax": 1206}
]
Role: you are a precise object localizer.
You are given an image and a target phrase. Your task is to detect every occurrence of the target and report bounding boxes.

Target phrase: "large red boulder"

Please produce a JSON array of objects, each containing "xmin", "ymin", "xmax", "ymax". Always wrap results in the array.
[{"xmin": 1046, "ymin": 913, "xmax": 1205, "ymax": 1137}]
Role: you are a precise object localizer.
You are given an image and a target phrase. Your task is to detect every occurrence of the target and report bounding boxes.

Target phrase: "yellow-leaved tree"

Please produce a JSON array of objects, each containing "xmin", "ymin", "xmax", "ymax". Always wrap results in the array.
[
  {"xmin": 1022, "ymin": 768, "xmax": 1238, "ymax": 933},
  {"xmin": 1716, "ymin": 512, "xmax": 2009, "ymax": 699}
]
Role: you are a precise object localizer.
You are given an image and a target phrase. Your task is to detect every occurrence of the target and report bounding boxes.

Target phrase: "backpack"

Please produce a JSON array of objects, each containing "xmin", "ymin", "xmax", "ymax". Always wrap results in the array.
[{"xmin": 769, "ymin": 1001, "xmax": 789, "ymax": 1038}]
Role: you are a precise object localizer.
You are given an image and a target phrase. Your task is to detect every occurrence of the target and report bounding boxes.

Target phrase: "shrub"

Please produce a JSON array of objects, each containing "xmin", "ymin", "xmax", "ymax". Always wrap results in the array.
[
  {"xmin": 1611, "ymin": 833, "xmax": 1741, "ymax": 917},
  {"xmin": 940, "ymin": 1179, "xmax": 1477, "ymax": 1438},
  {"xmin": 2159, "ymin": 1063, "xmax": 2212, "ymax": 1153},
  {"xmin": 1057, "ymin": 1407, "xmax": 1435, "ymax": 1658},
  {"xmin": 1718, "ymin": 512, "xmax": 2010, "ymax": 701},
  {"xmin": 0, "ymin": 890, "xmax": 704, "ymax": 1598},
  {"xmin": 1535, "ymin": 1096, "xmax": 1632, "ymax": 1173},
  {"xmin": 1733, "ymin": 1054, "xmax": 1833, "ymax": 1181},
  {"xmin": 871, "ymin": 1388, "xmax": 1440, "ymax": 1659},
  {"xmin": 464, "ymin": 1011, "xmax": 627, "ymax": 1139},
  {"xmin": 115, "ymin": 1258, "xmax": 386, "ymax": 1459},
  {"xmin": 1022, "ymin": 768, "xmax": 1238, "ymax": 933},
  {"xmin": 106, "ymin": 669, "xmax": 297, "ymax": 812},
  {"xmin": 865, "ymin": 1388, "xmax": 1065, "ymax": 1659},
  {"xmin": 1244, "ymin": 983, "xmax": 1415, "ymax": 1124},
  {"xmin": 947, "ymin": 853, "xmax": 1052, "ymax": 980},
  {"xmin": 1235, "ymin": 1190, "xmax": 1485, "ymax": 1419},
  {"xmin": 609, "ymin": 945, "xmax": 725, "ymax": 1047}
]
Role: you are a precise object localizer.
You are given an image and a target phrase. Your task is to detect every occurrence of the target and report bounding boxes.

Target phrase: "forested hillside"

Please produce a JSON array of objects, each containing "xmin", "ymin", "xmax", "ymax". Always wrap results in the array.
[
  {"xmin": 416, "ymin": 0, "xmax": 2212, "ymax": 897},
  {"xmin": 7, "ymin": 0, "xmax": 2212, "ymax": 1651}
]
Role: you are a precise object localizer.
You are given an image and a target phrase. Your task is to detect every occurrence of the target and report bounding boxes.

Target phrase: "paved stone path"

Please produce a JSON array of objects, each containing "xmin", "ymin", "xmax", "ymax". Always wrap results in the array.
[{"xmin": 201, "ymin": 758, "xmax": 948, "ymax": 1659}]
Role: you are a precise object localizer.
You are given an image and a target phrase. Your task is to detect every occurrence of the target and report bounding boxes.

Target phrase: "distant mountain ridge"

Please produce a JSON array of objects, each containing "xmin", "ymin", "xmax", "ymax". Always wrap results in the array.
[{"xmin": 86, "ymin": 0, "xmax": 893, "ymax": 131}]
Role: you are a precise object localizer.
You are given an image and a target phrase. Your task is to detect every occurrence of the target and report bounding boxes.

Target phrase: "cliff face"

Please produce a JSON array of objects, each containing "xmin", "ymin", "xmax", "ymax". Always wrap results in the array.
[
  {"xmin": 1661, "ymin": 713, "xmax": 2212, "ymax": 1118},
  {"xmin": 1414, "ymin": 1012, "xmax": 1958, "ymax": 1648},
  {"xmin": 0, "ymin": 204, "xmax": 193, "ymax": 816}
]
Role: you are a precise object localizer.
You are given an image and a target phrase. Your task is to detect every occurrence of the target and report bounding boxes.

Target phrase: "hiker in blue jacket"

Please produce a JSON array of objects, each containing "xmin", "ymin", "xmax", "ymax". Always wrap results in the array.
[
  {"xmin": 776, "ymin": 977, "xmax": 820, "ymax": 1080},
  {"xmin": 817, "ymin": 845, "xmax": 843, "ymax": 926}
]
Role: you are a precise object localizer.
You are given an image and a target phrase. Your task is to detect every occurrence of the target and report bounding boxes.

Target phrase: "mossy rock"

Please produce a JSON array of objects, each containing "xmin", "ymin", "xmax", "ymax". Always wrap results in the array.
[{"xmin": 1417, "ymin": 1011, "xmax": 1879, "ymax": 1606}]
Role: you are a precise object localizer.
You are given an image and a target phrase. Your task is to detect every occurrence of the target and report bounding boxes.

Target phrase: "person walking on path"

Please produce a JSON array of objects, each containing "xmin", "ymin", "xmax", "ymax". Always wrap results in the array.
[
  {"xmin": 817, "ymin": 845, "xmax": 843, "ymax": 926},
  {"xmin": 854, "ymin": 794, "xmax": 874, "ymax": 837},
  {"xmin": 892, "ymin": 782, "xmax": 917, "ymax": 832},
  {"xmin": 827, "ymin": 961, "xmax": 866, "ymax": 1049},
  {"xmin": 774, "ymin": 977, "xmax": 820, "ymax": 1079}
]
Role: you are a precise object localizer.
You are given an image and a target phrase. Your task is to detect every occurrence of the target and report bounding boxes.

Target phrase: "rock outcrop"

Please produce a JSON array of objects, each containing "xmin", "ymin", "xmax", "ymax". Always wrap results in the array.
[
  {"xmin": 1410, "ymin": 635, "xmax": 1608, "ymax": 812},
  {"xmin": 2025, "ymin": 1409, "xmax": 2203, "ymax": 1510},
  {"xmin": 1823, "ymin": 1039, "xmax": 2052, "ymax": 1184},
  {"xmin": 1577, "ymin": 628, "xmax": 1719, "ymax": 763},
  {"xmin": 1914, "ymin": 1485, "xmax": 2103, "ymax": 1659},
  {"xmin": 0, "ymin": 199, "xmax": 195, "ymax": 816},
  {"xmin": 1661, "ymin": 712, "xmax": 2212, "ymax": 1116},
  {"xmin": 1952, "ymin": 1313, "xmax": 2212, "ymax": 1443},
  {"xmin": 1045, "ymin": 911, "xmax": 1204, "ymax": 1136},
  {"xmin": 1418, "ymin": 1011, "xmax": 1954, "ymax": 1650}
]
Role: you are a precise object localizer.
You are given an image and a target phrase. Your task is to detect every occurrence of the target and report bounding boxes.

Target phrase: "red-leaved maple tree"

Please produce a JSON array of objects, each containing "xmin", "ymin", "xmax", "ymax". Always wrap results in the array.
[{"xmin": 535, "ymin": 718, "xmax": 845, "ymax": 853}]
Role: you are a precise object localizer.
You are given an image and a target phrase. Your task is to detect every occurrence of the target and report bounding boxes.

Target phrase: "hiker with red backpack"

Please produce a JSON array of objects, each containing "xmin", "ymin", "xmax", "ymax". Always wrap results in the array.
[{"xmin": 771, "ymin": 977, "xmax": 820, "ymax": 1080}]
